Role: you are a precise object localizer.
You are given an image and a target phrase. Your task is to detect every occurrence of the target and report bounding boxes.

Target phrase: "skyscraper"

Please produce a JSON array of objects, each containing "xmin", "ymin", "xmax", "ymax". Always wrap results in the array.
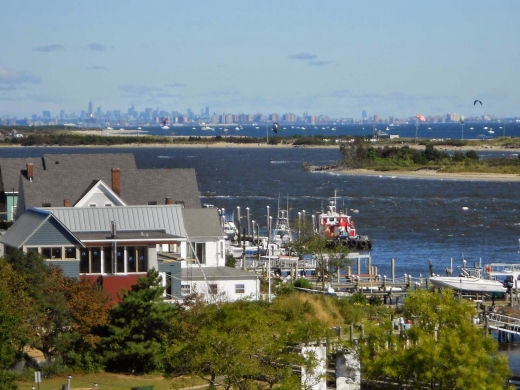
[{"xmin": 88, "ymin": 99, "xmax": 93, "ymax": 116}]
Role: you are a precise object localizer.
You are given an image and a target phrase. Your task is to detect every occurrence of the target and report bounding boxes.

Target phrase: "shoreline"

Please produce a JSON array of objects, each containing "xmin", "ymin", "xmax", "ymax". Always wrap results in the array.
[{"xmin": 334, "ymin": 168, "xmax": 520, "ymax": 182}]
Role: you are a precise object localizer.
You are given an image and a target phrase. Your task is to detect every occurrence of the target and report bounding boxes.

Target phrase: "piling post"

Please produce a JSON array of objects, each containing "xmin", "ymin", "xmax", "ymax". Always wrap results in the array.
[
  {"xmin": 357, "ymin": 257, "xmax": 361, "ymax": 277},
  {"xmin": 391, "ymin": 258, "xmax": 395, "ymax": 283},
  {"xmin": 383, "ymin": 275, "xmax": 387, "ymax": 290},
  {"xmin": 237, "ymin": 206, "xmax": 241, "ymax": 243},
  {"xmin": 346, "ymin": 266, "xmax": 351, "ymax": 278}
]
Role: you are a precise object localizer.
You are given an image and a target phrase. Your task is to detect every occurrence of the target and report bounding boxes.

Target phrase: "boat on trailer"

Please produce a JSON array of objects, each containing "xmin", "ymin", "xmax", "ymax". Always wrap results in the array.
[{"xmin": 430, "ymin": 265, "xmax": 507, "ymax": 294}]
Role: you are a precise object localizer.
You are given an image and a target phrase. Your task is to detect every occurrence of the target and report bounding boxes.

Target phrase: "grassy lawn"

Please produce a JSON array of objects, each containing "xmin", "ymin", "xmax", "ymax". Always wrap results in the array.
[{"xmin": 16, "ymin": 373, "xmax": 207, "ymax": 390}]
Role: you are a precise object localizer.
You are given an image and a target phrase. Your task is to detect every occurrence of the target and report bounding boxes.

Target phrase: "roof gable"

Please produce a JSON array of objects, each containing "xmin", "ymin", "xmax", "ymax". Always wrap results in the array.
[
  {"xmin": 74, "ymin": 180, "xmax": 126, "ymax": 207},
  {"xmin": 1, "ymin": 209, "xmax": 82, "ymax": 248}
]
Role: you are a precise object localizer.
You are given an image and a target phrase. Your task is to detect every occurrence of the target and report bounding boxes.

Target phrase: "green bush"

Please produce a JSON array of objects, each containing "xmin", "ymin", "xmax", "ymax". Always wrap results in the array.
[{"xmin": 293, "ymin": 278, "xmax": 313, "ymax": 289}]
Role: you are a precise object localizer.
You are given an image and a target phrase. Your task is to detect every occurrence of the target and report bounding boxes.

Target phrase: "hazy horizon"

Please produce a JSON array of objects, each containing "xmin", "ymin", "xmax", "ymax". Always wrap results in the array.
[{"xmin": 2, "ymin": 1, "xmax": 519, "ymax": 118}]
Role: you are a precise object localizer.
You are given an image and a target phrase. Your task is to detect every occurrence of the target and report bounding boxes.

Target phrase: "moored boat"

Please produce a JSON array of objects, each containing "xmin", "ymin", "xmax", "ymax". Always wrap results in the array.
[{"xmin": 318, "ymin": 192, "xmax": 372, "ymax": 250}]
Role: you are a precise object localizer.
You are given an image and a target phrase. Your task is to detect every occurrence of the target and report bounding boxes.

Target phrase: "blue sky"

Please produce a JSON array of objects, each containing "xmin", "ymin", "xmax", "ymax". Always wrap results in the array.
[{"xmin": 1, "ymin": 0, "xmax": 519, "ymax": 119}]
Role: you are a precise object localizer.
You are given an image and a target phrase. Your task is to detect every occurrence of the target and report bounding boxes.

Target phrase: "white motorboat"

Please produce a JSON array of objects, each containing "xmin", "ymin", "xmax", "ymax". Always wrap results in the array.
[{"xmin": 429, "ymin": 267, "xmax": 507, "ymax": 294}]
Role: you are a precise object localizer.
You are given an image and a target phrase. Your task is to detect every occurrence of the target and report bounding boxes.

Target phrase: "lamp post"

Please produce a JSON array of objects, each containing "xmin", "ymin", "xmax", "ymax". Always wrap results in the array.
[
  {"xmin": 298, "ymin": 211, "xmax": 301, "ymax": 239},
  {"xmin": 246, "ymin": 207, "xmax": 250, "ymax": 238},
  {"xmin": 266, "ymin": 206, "xmax": 270, "ymax": 242}
]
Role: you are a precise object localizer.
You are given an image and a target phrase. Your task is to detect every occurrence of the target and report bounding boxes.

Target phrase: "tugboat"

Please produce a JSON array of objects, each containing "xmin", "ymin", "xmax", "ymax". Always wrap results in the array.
[{"xmin": 318, "ymin": 192, "xmax": 372, "ymax": 250}]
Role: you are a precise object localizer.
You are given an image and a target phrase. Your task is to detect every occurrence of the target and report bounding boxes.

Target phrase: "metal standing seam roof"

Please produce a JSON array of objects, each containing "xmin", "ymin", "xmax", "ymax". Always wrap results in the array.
[
  {"xmin": 181, "ymin": 266, "xmax": 260, "ymax": 280},
  {"xmin": 37, "ymin": 205, "xmax": 187, "ymax": 237}
]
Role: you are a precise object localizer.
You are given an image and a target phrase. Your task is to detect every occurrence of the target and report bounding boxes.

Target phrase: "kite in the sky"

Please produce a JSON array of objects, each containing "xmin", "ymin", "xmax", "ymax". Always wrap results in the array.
[
  {"xmin": 162, "ymin": 117, "xmax": 168, "ymax": 126},
  {"xmin": 474, "ymin": 100, "xmax": 482, "ymax": 106},
  {"xmin": 273, "ymin": 122, "xmax": 279, "ymax": 133},
  {"xmin": 416, "ymin": 114, "xmax": 426, "ymax": 122}
]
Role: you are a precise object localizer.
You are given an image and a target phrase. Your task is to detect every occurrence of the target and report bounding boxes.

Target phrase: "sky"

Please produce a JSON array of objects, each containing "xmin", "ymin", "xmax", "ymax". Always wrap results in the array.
[{"xmin": 1, "ymin": 0, "xmax": 520, "ymax": 119}]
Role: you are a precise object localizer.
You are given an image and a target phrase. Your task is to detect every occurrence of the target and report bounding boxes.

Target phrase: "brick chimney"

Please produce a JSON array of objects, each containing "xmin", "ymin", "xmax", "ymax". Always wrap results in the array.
[
  {"xmin": 111, "ymin": 168, "xmax": 121, "ymax": 196},
  {"xmin": 27, "ymin": 163, "xmax": 34, "ymax": 181},
  {"xmin": 64, "ymin": 199, "xmax": 70, "ymax": 207},
  {"xmin": 165, "ymin": 197, "xmax": 173, "ymax": 205}
]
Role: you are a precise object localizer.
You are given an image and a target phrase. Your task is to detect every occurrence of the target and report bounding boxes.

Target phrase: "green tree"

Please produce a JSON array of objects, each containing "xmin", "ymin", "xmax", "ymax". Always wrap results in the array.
[
  {"xmin": 0, "ymin": 258, "xmax": 33, "ymax": 389},
  {"xmin": 292, "ymin": 219, "xmax": 351, "ymax": 291},
  {"xmin": 167, "ymin": 297, "xmax": 332, "ymax": 389},
  {"xmin": 361, "ymin": 289, "xmax": 511, "ymax": 389},
  {"xmin": 101, "ymin": 269, "xmax": 179, "ymax": 373},
  {"xmin": 5, "ymin": 250, "xmax": 109, "ymax": 369}
]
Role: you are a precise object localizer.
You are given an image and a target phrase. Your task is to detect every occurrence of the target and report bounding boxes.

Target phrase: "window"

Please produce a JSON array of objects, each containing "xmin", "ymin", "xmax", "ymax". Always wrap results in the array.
[
  {"xmin": 104, "ymin": 203, "xmax": 112, "ymax": 207},
  {"xmin": 195, "ymin": 242, "xmax": 206, "ymax": 264},
  {"xmin": 80, "ymin": 250, "xmax": 89, "ymax": 273},
  {"xmin": 27, "ymin": 247, "xmax": 38, "ymax": 254},
  {"xmin": 41, "ymin": 247, "xmax": 63, "ymax": 259},
  {"xmin": 103, "ymin": 247, "xmax": 113, "ymax": 273},
  {"xmin": 116, "ymin": 248, "xmax": 125, "ymax": 273},
  {"xmin": 89, "ymin": 203, "xmax": 97, "ymax": 207},
  {"xmin": 181, "ymin": 285, "xmax": 191, "ymax": 296},
  {"xmin": 127, "ymin": 246, "xmax": 137, "ymax": 273},
  {"xmin": 52, "ymin": 247, "xmax": 62, "ymax": 259},
  {"xmin": 175, "ymin": 201, "xmax": 185, "ymax": 207},
  {"xmin": 168, "ymin": 243, "xmax": 179, "ymax": 254},
  {"xmin": 91, "ymin": 248, "xmax": 101, "ymax": 273},
  {"xmin": 235, "ymin": 284, "xmax": 245, "ymax": 294},
  {"xmin": 209, "ymin": 284, "xmax": 218, "ymax": 294},
  {"xmin": 137, "ymin": 247, "xmax": 147, "ymax": 272},
  {"xmin": 64, "ymin": 247, "xmax": 76, "ymax": 259},
  {"xmin": 42, "ymin": 203, "xmax": 51, "ymax": 207},
  {"xmin": 148, "ymin": 201, "xmax": 157, "ymax": 205}
]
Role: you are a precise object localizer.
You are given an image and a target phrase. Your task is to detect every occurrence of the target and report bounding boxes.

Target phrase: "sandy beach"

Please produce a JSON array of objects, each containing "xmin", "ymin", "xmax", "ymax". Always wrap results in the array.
[{"xmin": 334, "ymin": 168, "xmax": 520, "ymax": 181}]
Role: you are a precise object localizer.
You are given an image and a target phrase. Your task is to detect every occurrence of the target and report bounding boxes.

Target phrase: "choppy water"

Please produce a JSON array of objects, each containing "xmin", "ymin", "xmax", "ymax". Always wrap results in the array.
[
  {"xmin": 127, "ymin": 122, "xmax": 520, "ymax": 141},
  {"xmin": 2, "ymin": 145, "xmax": 520, "ymax": 371},
  {"xmin": 3, "ymin": 145, "xmax": 519, "ymax": 278}
]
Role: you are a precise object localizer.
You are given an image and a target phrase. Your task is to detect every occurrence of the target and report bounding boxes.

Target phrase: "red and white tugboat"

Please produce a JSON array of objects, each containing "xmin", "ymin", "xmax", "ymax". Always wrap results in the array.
[{"xmin": 318, "ymin": 192, "xmax": 372, "ymax": 250}]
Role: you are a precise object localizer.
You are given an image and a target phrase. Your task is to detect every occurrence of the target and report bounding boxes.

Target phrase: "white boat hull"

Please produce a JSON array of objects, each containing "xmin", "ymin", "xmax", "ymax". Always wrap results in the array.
[{"xmin": 429, "ymin": 276, "xmax": 506, "ymax": 294}]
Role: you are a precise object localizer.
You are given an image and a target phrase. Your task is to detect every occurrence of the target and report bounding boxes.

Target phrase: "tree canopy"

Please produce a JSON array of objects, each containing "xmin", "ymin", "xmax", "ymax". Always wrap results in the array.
[{"xmin": 361, "ymin": 289, "xmax": 511, "ymax": 389}]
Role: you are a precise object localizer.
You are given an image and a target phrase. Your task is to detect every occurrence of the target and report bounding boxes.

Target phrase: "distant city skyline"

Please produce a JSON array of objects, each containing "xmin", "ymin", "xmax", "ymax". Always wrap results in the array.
[
  {"xmin": 2, "ymin": 1, "xmax": 519, "ymax": 119},
  {"xmin": 0, "ymin": 98, "xmax": 509, "ymax": 127}
]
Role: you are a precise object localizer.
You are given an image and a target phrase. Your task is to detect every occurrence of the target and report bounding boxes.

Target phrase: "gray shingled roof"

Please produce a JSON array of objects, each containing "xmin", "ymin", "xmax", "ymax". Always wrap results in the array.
[
  {"xmin": 19, "ymin": 167, "xmax": 201, "ymax": 211},
  {"xmin": 0, "ymin": 157, "xmax": 42, "ymax": 193},
  {"xmin": 39, "ymin": 205, "xmax": 187, "ymax": 236},
  {"xmin": 182, "ymin": 208, "xmax": 226, "ymax": 238},
  {"xmin": 42, "ymin": 153, "xmax": 136, "ymax": 171},
  {"xmin": 0, "ymin": 153, "xmax": 136, "ymax": 193}
]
